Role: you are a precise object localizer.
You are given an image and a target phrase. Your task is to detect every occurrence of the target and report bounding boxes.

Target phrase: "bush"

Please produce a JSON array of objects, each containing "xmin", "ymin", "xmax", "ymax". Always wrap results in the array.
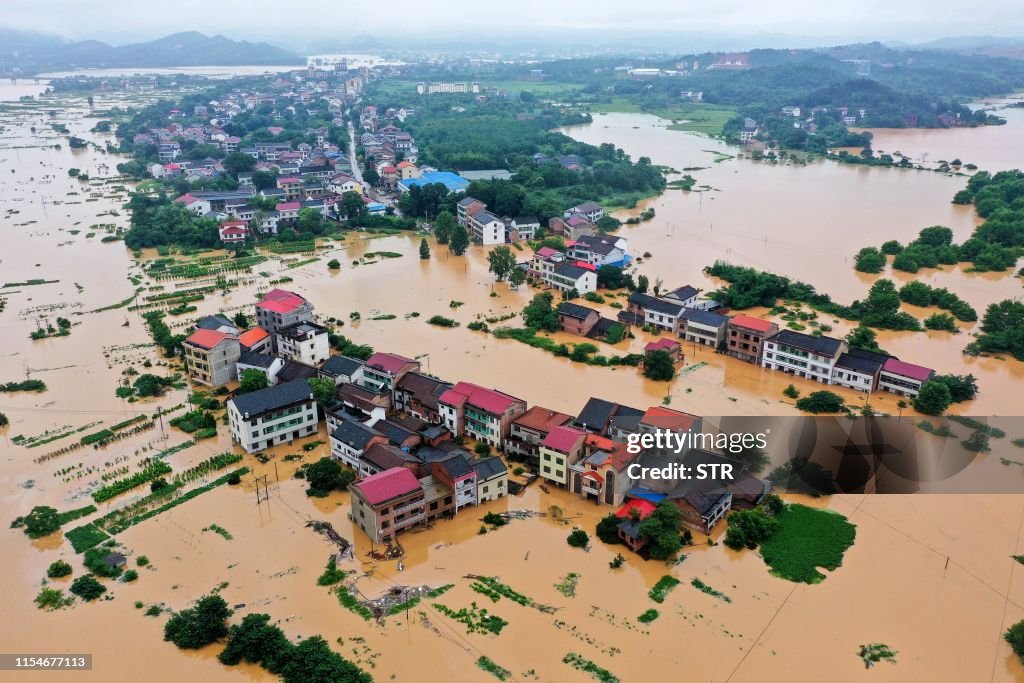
[
  {"xmin": 854, "ymin": 247, "xmax": 886, "ymax": 273},
  {"xmin": 913, "ymin": 380, "xmax": 953, "ymax": 416},
  {"xmin": 122, "ymin": 569, "xmax": 139, "ymax": 582},
  {"xmin": 1006, "ymin": 620, "xmax": 1024, "ymax": 662},
  {"xmin": 795, "ymin": 391, "xmax": 846, "ymax": 414},
  {"xmin": 35, "ymin": 587, "xmax": 72, "ymax": 610},
  {"xmin": 47, "ymin": 560, "xmax": 73, "ymax": 578},
  {"xmin": 923, "ymin": 313, "xmax": 957, "ymax": 331},
  {"xmin": 473, "ymin": 442, "xmax": 491, "ymax": 456},
  {"xmin": 164, "ymin": 593, "xmax": 232, "ymax": 649},
  {"xmin": 22, "ymin": 506, "xmax": 61, "ymax": 538},
  {"xmin": 782, "ymin": 384, "xmax": 799, "ymax": 399},
  {"xmin": 327, "ymin": 259, "xmax": 341, "ymax": 270},
  {"xmin": 69, "ymin": 575, "xmax": 106, "ymax": 601},
  {"xmin": 596, "ymin": 513, "xmax": 623, "ymax": 545},
  {"xmin": 137, "ymin": 555, "xmax": 150, "ymax": 567},
  {"xmin": 566, "ymin": 528, "xmax": 589, "ymax": 548},
  {"xmin": 227, "ymin": 472, "xmax": 242, "ymax": 485},
  {"xmin": 427, "ymin": 315, "xmax": 459, "ymax": 328},
  {"xmin": 724, "ymin": 508, "xmax": 779, "ymax": 550}
]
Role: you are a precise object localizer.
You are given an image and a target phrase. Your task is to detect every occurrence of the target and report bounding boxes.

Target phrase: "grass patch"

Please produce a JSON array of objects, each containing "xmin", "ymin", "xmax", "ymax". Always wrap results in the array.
[
  {"xmin": 691, "ymin": 578, "xmax": 732, "ymax": 603},
  {"xmin": 648, "ymin": 575, "xmax": 680, "ymax": 603},
  {"xmin": 433, "ymin": 602, "xmax": 508, "ymax": 635},
  {"xmin": 759, "ymin": 504, "xmax": 857, "ymax": 584},
  {"xmin": 56, "ymin": 505, "xmax": 97, "ymax": 526},
  {"xmin": 336, "ymin": 584, "xmax": 373, "ymax": 620},
  {"xmin": 64, "ymin": 523, "xmax": 110, "ymax": 552},
  {"xmin": 476, "ymin": 655, "xmax": 512, "ymax": 681},
  {"xmin": 637, "ymin": 608, "xmax": 659, "ymax": 623},
  {"xmin": 317, "ymin": 557, "xmax": 348, "ymax": 586}
]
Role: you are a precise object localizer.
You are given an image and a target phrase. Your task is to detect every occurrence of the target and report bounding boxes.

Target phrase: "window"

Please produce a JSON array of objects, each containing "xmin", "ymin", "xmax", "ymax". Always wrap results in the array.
[
  {"xmin": 482, "ymin": 485, "xmax": 489, "ymax": 494},
  {"xmin": 381, "ymin": 521, "xmax": 390, "ymax": 529},
  {"xmin": 430, "ymin": 501, "xmax": 439, "ymax": 511},
  {"xmin": 444, "ymin": 496, "xmax": 452, "ymax": 505},
  {"xmin": 543, "ymin": 466, "xmax": 551, "ymax": 474}
]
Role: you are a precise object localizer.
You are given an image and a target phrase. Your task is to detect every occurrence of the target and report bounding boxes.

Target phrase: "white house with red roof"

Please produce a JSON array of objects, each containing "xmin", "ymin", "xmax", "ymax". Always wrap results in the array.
[
  {"xmin": 255, "ymin": 289, "xmax": 315, "ymax": 353},
  {"xmin": 438, "ymin": 381, "xmax": 527, "ymax": 447},
  {"xmin": 183, "ymin": 328, "xmax": 241, "ymax": 388},
  {"xmin": 361, "ymin": 352, "xmax": 421, "ymax": 395},
  {"xmin": 879, "ymin": 358, "xmax": 935, "ymax": 397},
  {"xmin": 218, "ymin": 220, "xmax": 249, "ymax": 243}
]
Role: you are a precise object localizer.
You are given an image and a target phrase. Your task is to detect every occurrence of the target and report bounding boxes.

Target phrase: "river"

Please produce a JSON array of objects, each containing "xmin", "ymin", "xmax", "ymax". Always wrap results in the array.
[{"xmin": 2, "ymin": 79, "xmax": 1024, "ymax": 682}]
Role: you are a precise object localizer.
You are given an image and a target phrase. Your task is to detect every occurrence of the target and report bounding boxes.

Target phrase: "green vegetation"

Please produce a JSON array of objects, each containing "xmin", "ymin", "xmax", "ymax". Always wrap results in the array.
[
  {"xmin": 783, "ymin": 384, "xmax": 800, "ymax": 399},
  {"xmin": 426, "ymin": 315, "xmax": 459, "ymax": 328},
  {"xmin": 912, "ymin": 381, "xmax": 953, "ymax": 416},
  {"xmin": 854, "ymin": 247, "xmax": 886, "ymax": 273},
  {"xmin": 969, "ymin": 299, "xmax": 1024, "ymax": 360},
  {"xmin": 0, "ymin": 379, "xmax": 47, "ymax": 393},
  {"xmin": 304, "ymin": 457, "xmax": 356, "ymax": 497},
  {"xmin": 554, "ymin": 573, "xmax": 581, "ymax": 597},
  {"xmin": 164, "ymin": 593, "xmax": 232, "ymax": 649},
  {"xmin": 691, "ymin": 578, "xmax": 732, "ymax": 603},
  {"xmin": 638, "ymin": 501, "xmax": 684, "ymax": 560},
  {"xmin": 18, "ymin": 505, "xmax": 61, "ymax": 538},
  {"xmin": 923, "ymin": 313, "xmax": 957, "ymax": 331},
  {"xmin": 648, "ymin": 575, "xmax": 681, "ymax": 603},
  {"xmin": 69, "ymin": 575, "xmax": 106, "ymax": 601},
  {"xmin": 487, "ymin": 246, "xmax": 517, "ymax": 281},
  {"xmin": 795, "ymin": 391, "xmax": 846, "ymax": 414},
  {"xmin": 433, "ymin": 602, "xmax": 508, "ymax": 635},
  {"xmin": 643, "ymin": 349, "xmax": 676, "ymax": 381},
  {"xmin": 637, "ymin": 608, "xmax": 659, "ymax": 623},
  {"xmin": 170, "ymin": 410, "xmax": 216, "ymax": 434},
  {"xmin": 759, "ymin": 504, "xmax": 857, "ymax": 583},
  {"xmin": 47, "ymin": 560, "xmax": 73, "ymax": 578},
  {"xmin": 567, "ymin": 528, "xmax": 590, "ymax": 548},
  {"xmin": 725, "ymin": 508, "xmax": 779, "ymax": 550},
  {"xmin": 595, "ymin": 513, "xmax": 623, "ymax": 545},
  {"xmin": 64, "ymin": 524, "xmax": 110, "ymax": 552},
  {"xmin": 897, "ymin": 280, "xmax": 976, "ymax": 321},
  {"xmin": 35, "ymin": 587, "xmax": 73, "ymax": 610},
  {"xmin": 92, "ymin": 461, "xmax": 172, "ymax": 502},
  {"xmin": 204, "ymin": 524, "xmax": 233, "ymax": 541},
  {"xmin": 476, "ymin": 655, "xmax": 512, "ymax": 681},
  {"xmin": 56, "ymin": 504, "xmax": 97, "ymax": 526},
  {"xmin": 562, "ymin": 652, "xmax": 620, "ymax": 683},
  {"xmin": 238, "ymin": 369, "xmax": 269, "ymax": 394},
  {"xmin": 1006, "ymin": 620, "xmax": 1024, "ymax": 663},
  {"xmin": 858, "ymin": 643, "xmax": 898, "ymax": 668}
]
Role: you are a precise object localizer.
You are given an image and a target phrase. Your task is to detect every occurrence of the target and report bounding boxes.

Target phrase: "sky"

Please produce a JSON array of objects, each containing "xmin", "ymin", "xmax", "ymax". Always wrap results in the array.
[{"xmin": 3, "ymin": 0, "xmax": 1023, "ymax": 47}]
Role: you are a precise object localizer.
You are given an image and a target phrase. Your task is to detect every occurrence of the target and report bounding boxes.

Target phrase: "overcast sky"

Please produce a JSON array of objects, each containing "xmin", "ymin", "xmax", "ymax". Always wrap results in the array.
[{"xmin": 4, "ymin": 0, "xmax": 1023, "ymax": 46}]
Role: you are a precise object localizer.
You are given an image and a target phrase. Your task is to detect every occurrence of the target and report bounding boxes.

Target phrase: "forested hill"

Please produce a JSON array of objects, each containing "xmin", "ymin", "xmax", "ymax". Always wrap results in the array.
[{"xmin": 0, "ymin": 30, "xmax": 303, "ymax": 72}]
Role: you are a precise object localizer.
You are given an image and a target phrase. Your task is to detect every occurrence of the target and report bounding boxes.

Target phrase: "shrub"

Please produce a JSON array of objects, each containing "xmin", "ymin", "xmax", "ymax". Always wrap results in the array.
[
  {"xmin": 724, "ymin": 508, "xmax": 779, "ymax": 550},
  {"xmin": 566, "ymin": 528, "xmax": 589, "ymax": 548},
  {"xmin": 782, "ymin": 384, "xmax": 800, "ymax": 399},
  {"xmin": 69, "ymin": 575, "xmax": 106, "ymax": 601},
  {"xmin": 35, "ymin": 587, "xmax": 72, "ymax": 610},
  {"xmin": 327, "ymin": 259, "xmax": 341, "ymax": 270},
  {"xmin": 164, "ymin": 593, "xmax": 232, "ymax": 649},
  {"xmin": 122, "ymin": 569, "xmax": 139, "ymax": 582},
  {"xmin": 637, "ymin": 609, "xmax": 659, "ymax": 623},
  {"xmin": 795, "ymin": 391, "xmax": 846, "ymax": 414},
  {"xmin": 136, "ymin": 556, "xmax": 150, "ymax": 567},
  {"xmin": 427, "ymin": 315, "xmax": 459, "ymax": 328},
  {"xmin": 47, "ymin": 560, "xmax": 73, "ymax": 578},
  {"xmin": 913, "ymin": 380, "xmax": 953, "ymax": 416},
  {"xmin": 1006, "ymin": 620, "xmax": 1024, "ymax": 663},
  {"xmin": 596, "ymin": 513, "xmax": 623, "ymax": 545}
]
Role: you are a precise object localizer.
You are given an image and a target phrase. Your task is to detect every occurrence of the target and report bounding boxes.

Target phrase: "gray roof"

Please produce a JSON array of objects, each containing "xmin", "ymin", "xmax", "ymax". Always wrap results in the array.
[
  {"xmin": 835, "ymin": 352, "xmax": 884, "ymax": 375},
  {"xmin": 238, "ymin": 350, "xmax": 276, "ymax": 369},
  {"xmin": 371, "ymin": 418, "xmax": 418, "ymax": 446},
  {"xmin": 574, "ymin": 234, "xmax": 618, "ymax": 255},
  {"xmin": 553, "ymin": 263, "xmax": 592, "ymax": 280},
  {"xmin": 558, "ymin": 301, "xmax": 598, "ymax": 320},
  {"xmin": 772, "ymin": 330, "xmax": 843, "ymax": 357},
  {"xmin": 230, "ymin": 379, "xmax": 313, "ymax": 417},
  {"xmin": 473, "ymin": 456, "xmax": 507, "ymax": 481},
  {"xmin": 321, "ymin": 355, "xmax": 365, "ymax": 378},
  {"xmin": 331, "ymin": 418, "xmax": 381, "ymax": 450},
  {"xmin": 457, "ymin": 196, "xmax": 483, "ymax": 207},
  {"xmin": 196, "ymin": 314, "xmax": 235, "ymax": 331},
  {"xmin": 628, "ymin": 292, "xmax": 685, "ymax": 316},
  {"xmin": 682, "ymin": 308, "xmax": 729, "ymax": 328},
  {"xmin": 475, "ymin": 210, "xmax": 501, "ymax": 224},
  {"xmin": 439, "ymin": 455, "xmax": 474, "ymax": 479},
  {"xmin": 576, "ymin": 398, "xmax": 618, "ymax": 432},
  {"xmin": 666, "ymin": 285, "xmax": 699, "ymax": 301}
]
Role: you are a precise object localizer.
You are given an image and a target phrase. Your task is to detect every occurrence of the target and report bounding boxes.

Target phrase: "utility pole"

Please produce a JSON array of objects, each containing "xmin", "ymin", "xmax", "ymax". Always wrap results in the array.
[
  {"xmin": 156, "ymin": 406, "xmax": 165, "ymax": 439},
  {"xmin": 256, "ymin": 474, "xmax": 270, "ymax": 505}
]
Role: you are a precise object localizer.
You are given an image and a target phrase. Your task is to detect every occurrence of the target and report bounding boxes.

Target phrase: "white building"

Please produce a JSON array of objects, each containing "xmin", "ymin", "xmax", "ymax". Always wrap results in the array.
[
  {"xmin": 831, "ymin": 349, "xmax": 887, "ymax": 393},
  {"xmin": 227, "ymin": 379, "xmax": 318, "ymax": 453},
  {"xmin": 549, "ymin": 263, "xmax": 598, "ymax": 295},
  {"xmin": 470, "ymin": 210, "xmax": 506, "ymax": 245},
  {"xmin": 762, "ymin": 331, "xmax": 845, "ymax": 384},
  {"xmin": 276, "ymin": 321, "xmax": 330, "ymax": 366}
]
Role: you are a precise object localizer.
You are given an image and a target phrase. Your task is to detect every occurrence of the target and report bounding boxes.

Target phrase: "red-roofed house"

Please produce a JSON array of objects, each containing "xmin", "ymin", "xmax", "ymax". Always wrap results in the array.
[
  {"xmin": 362, "ymin": 353, "xmax": 420, "ymax": 394},
  {"xmin": 255, "ymin": 289, "xmax": 314, "ymax": 353},
  {"xmin": 572, "ymin": 435, "xmax": 636, "ymax": 505},
  {"xmin": 349, "ymin": 467, "xmax": 425, "ymax": 543},
  {"xmin": 184, "ymin": 329, "xmax": 240, "ymax": 388},
  {"xmin": 539, "ymin": 425, "xmax": 588, "ymax": 487},
  {"xmin": 504, "ymin": 406, "xmax": 574, "ymax": 466},
  {"xmin": 726, "ymin": 314, "xmax": 779, "ymax": 364},
  {"xmin": 277, "ymin": 176, "xmax": 303, "ymax": 200},
  {"xmin": 218, "ymin": 220, "xmax": 249, "ymax": 243},
  {"xmin": 644, "ymin": 337, "xmax": 682, "ymax": 363},
  {"xmin": 439, "ymin": 381, "xmax": 527, "ymax": 447},
  {"xmin": 879, "ymin": 358, "xmax": 935, "ymax": 397},
  {"xmin": 639, "ymin": 406, "xmax": 702, "ymax": 436},
  {"xmin": 239, "ymin": 327, "xmax": 271, "ymax": 354},
  {"xmin": 275, "ymin": 201, "xmax": 301, "ymax": 221}
]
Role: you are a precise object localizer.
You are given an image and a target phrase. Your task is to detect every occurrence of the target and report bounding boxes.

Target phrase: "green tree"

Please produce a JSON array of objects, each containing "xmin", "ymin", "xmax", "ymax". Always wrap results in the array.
[
  {"xmin": 597, "ymin": 265, "xmax": 627, "ymax": 289},
  {"xmin": 636, "ymin": 275, "xmax": 649, "ymax": 293},
  {"xmin": 238, "ymin": 369, "xmax": 269, "ymax": 395},
  {"xmin": 218, "ymin": 613, "xmax": 294, "ymax": 672},
  {"xmin": 308, "ymin": 377, "xmax": 336, "ymax": 408},
  {"xmin": 912, "ymin": 380, "xmax": 953, "ymax": 416},
  {"xmin": 434, "ymin": 211, "xmax": 455, "ymax": 244},
  {"xmin": 449, "ymin": 224, "xmax": 470, "ymax": 256},
  {"xmin": 522, "ymin": 292, "xmax": 559, "ymax": 332},
  {"xmin": 233, "ymin": 311, "xmax": 251, "ymax": 329},
  {"xmin": 783, "ymin": 384, "xmax": 800, "ymax": 399},
  {"xmin": 923, "ymin": 313, "xmax": 957, "ymax": 331},
  {"xmin": 327, "ymin": 259, "xmax": 341, "ymax": 270},
  {"xmin": 931, "ymin": 374, "xmax": 978, "ymax": 403},
  {"xmin": 509, "ymin": 267, "xmax": 526, "ymax": 289},
  {"xmin": 795, "ymin": 391, "xmax": 846, "ymax": 414},
  {"xmin": 279, "ymin": 635, "xmax": 372, "ymax": 683},
  {"xmin": 638, "ymin": 502, "xmax": 684, "ymax": 560},
  {"xmin": 133, "ymin": 373, "xmax": 167, "ymax": 397},
  {"xmin": 567, "ymin": 528, "xmax": 590, "ymax": 548},
  {"xmin": 362, "ymin": 168, "xmax": 380, "ymax": 188},
  {"xmin": 338, "ymin": 191, "xmax": 367, "ymax": 221},
  {"xmin": 595, "ymin": 513, "xmax": 623, "ymax": 545},
  {"xmin": 296, "ymin": 208, "xmax": 326, "ymax": 234},
  {"xmin": 306, "ymin": 457, "xmax": 343, "ymax": 493},
  {"xmin": 47, "ymin": 560, "xmax": 73, "ymax": 578},
  {"xmin": 419, "ymin": 238, "xmax": 430, "ymax": 260},
  {"xmin": 724, "ymin": 508, "xmax": 779, "ymax": 550},
  {"xmin": 845, "ymin": 324, "xmax": 881, "ymax": 353},
  {"xmin": 22, "ymin": 506, "xmax": 60, "ymax": 538},
  {"xmin": 854, "ymin": 247, "xmax": 886, "ymax": 273},
  {"xmin": 223, "ymin": 152, "xmax": 257, "ymax": 176},
  {"xmin": 69, "ymin": 575, "xmax": 106, "ymax": 601},
  {"xmin": 880, "ymin": 240, "xmax": 902, "ymax": 255},
  {"xmin": 1005, "ymin": 620, "xmax": 1024, "ymax": 663},
  {"xmin": 643, "ymin": 350, "xmax": 676, "ymax": 381},
  {"xmin": 164, "ymin": 593, "xmax": 232, "ymax": 649},
  {"xmin": 487, "ymin": 245, "xmax": 517, "ymax": 281}
]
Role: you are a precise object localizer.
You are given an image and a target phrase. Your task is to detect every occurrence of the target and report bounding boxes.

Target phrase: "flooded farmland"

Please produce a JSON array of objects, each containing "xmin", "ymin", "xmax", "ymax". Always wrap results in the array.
[{"xmin": 2, "ymin": 77, "xmax": 1024, "ymax": 683}]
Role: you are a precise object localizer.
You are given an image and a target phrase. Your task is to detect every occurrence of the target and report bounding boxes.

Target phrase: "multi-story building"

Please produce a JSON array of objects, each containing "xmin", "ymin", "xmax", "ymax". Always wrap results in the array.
[
  {"xmin": 393, "ymin": 372, "xmax": 452, "ymax": 424},
  {"xmin": 473, "ymin": 456, "xmax": 509, "ymax": 503},
  {"xmin": 681, "ymin": 309, "xmax": 728, "ymax": 348},
  {"xmin": 568, "ymin": 234, "xmax": 629, "ymax": 268},
  {"xmin": 549, "ymin": 263, "xmax": 597, "ymax": 295},
  {"xmin": 255, "ymin": 289, "xmax": 315, "ymax": 353},
  {"xmin": 456, "ymin": 196, "xmax": 486, "ymax": 227},
  {"xmin": 183, "ymin": 329, "xmax": 240, "ymax": 388},
  {"xmin": 557, "ymin": 302, "xmax": 601, "ymax": 336},
  {"xmin": 539, "ymin": 425, "xmax": 588, "ymax": 487},
  {"xmin": 762, "ymin": 330, "xmax": 846, "ymax": 384},
  {"xmin": 432, "ymin": 457, "xmax": 477, "ymax": 512},
  {"xmin": 627, "ymin": 292, "xmax": 686, "ymax": 333},
  {"xmin": 438, "ymin": 381, "xmax": 527, "ymax": 447},
  {"xmin": 319, "ymin": 355, "xmax": 366, "ymax": 386},
  {"xmin": 504, "ymin": 406, "xmax": 574, "ymax": 467},
  {"xmin": 879, "ymin": 358, "xmax": 934, "ymax": 397},
  {"xmin": 349, "ymin": 467, "xmax": 425, "ymax": 544},
  {"xmin": 329, "ymin": 417, "xmax": 387, "ymax": 471},
  {"xmin": 227, "ymin": 379, "xmax": 318, "ymax": 453},
  {"xmin": 361, "ymin": 352, "xmax": 420, "ymax": 394},
  {"xmin": 726, "ymin": 314, "xmax": 779, "ymax": 364},
  {"xmin": 831, "ymin": 349, "xmax": 888, "ymax": 393},
  {"xmin": 470, "ymin": 210, "xmax": 506, "ymax": 245},
  {"xmin": 276, "ymin": 320, "xmax": 330, "ymax": 366},
  {"xmin": 564, "ymin": 202, "xmax": 605, "ymax": 223},
  {"xmin": 572, "ymin": 439, "xmax": 636, "ymax": 506}
]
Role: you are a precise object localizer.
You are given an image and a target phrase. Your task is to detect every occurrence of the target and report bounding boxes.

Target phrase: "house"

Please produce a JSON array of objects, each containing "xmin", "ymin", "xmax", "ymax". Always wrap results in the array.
[
  {"xmin": 226, "ymin": 379, "xmax": 318, "ymax": 453},
  {"xmin": 557, "ymin": 302, "xmax": 601, "ymax": 336},
  {"xmin": 276, "ymin": 320, "xmax": 330, "ymax": 366},
  {"xmin": 628, "ymin": 292, "xmax": 686, "ymax": 333},
  {"xmin": 564, "ymin": 202, "xmax": 604, "ymax": 223},
  {"xmin": 349, "ymin": 468, "xmax": 425, "ymax": 544},
  {"xmin": 277, "ymin": 176, "xmax": 303, "ymax": 200},
  {"xmin": 549, "ymin": 263, "xmax": 597, "ymax": 295},
  {"xmin": 183, "ymin": 329, "xmax": 240, "ymax": 388},
  {"xmin": 274, "ymin": 360, "xmax": 320, "ymax": 385},
  {"xmin": 762, "ymin": 330, "xmax": 846, "ymax": 384},
  {"xmin": 196, "ymin": 315, "xmax": 238, "ymax": 334},
  {"xmin": 575, "ymin": 397, "xmax": 642, "ymax": 436},
  {"xmin": 549, "ymin": 216, "xmax": 593, "ymax": 241},
  {"xmin": 831, "ymin": 349, "xmax": 888, "ymax": 393},
  {"xmin": 217, "ymin": 220, "xmax": 249, "ymax": 243},
  {"xmin": 879, "ymin": 358, "xmax": 934, "ymax": 397},
  {"xmin": 360, "ymin": 443, "xmax": 419, "ymax": 479},
  {"xmin": 539, "ymin": 425, "xmax": 588, "ymax": 487},
  {"xmin": 504, "ymin": 406, "xmax": 574, "ymax": 467},
  {"xmin": 625, "ymin": 449, "xmax": 738, "ymax": 534},
  {"xmin": 726, "ymin": 314, "xmax": 779, "ymax": 364},
  {"xmin": 361, "ymin": 352, "xmax": 420, "ymax": 394},
  {"xmin": 637, "ymin": 406, "xmax": 702, "ymax": 438},
  {"xmin": 319, "ymin": 355, "xmax": 366, "ymax": 386},
  {"xmin": 644, "ymin": 337, "xmax": 682, "ymax": 363},
  {"xmin": 473, "ymin": 456, "xmax": 509, "ymax": 503},
  {"xmin": 431, "ymin": 456, "xmax": 477, "ymax": 511},
  {"xmin": 568, "ymin": 234, "xmax": 629, "ymax": 268},
  {"xmin": 239, "ymin": 327, "xmax": 272, "ymax": 354},
  {"xmin": 456, "ymin": 196, "xmax": 487, "ymax": 227},
  {"xmin": 508, "ymin": 216, "xmax": 539, "ymax": 241},
  {"xmin": 470, "ymin": 210, "xmax": 506, "ymax": 245},
  {"xmin": 680, "ymin": 309, "xmax": 728, "ymax": 348},
  {"xmin": 615, "ymin": 499, "xmax": 657, "ymax": 551},
  {"xmin": 571, "ymin": 437, "xmax": 636, "ymax": 505},
  {"xmin": 328, "ymin": 173, "xmax": 362, "ymax": 195},
  {"xmin": 739, "ymin": 118, "xmax": 759, "ymax": 142},
  {"xmin": 325, "ymin": 385, "xmax": 388, "ymax": 430},
  {"xmin": 371, "ymin": 418, "xmax": 422, "ymax": 451},
  {"xmin": 438, "ymin": 381, "xmax": 527, "ymax": 447},
  {"xmin": 393, "ymin": 372, "xmax": 452, "ymax": 424},
  {"xmin": 255, "ymin": 289, "xmax": 315, "ymax": 353},
  {"xmin": 330, "ymin": 417, "xmax": 388, "ymax": 471},
  {"xmin": 236, "ymin": 350, "xmax": 284, "ymax": 384},
  {"xmin": 662, "ymin": 285, "xmax": 700, "ymax": 308}
]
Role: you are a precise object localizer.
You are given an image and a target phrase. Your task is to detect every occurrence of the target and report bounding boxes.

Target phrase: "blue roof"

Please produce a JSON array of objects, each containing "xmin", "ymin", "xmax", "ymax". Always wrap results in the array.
[
  {"xmin": 398, "ymin": 171, "xmax": 469, "ymax": 194},
  {"xmin": 625, "ymin": 487, "xmax": 666, "ymax": 504}
]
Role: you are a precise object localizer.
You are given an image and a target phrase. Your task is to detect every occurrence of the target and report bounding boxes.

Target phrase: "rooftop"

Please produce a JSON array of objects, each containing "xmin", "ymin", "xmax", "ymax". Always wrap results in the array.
[
  {"xmin": 513, "ymin": 406, "xmax": 573, "ymax": 433},
  {"xmin": 230, "ymin": 379, "xmax": 312, "ymax": 417},
  {"xmin": 542, "ymin": 425, "xmax": 588, "ymax": 452},
  {"xmin": 365, "ymin": 352, "xmax": 417, "ymax": 375},
  {"xmin": 440, "ymin": 381, "xmax": 523, "ymax": 416},
  {"xmin": 772, "ymin": 330, "xmax": 843, "ymax": 357},
  {"xmin": 352, "ymin": 467, "xmax": 421, "ymax": 505},
  {"xmin": 184, "ymin": 328, "xmax": 233, "ymax": 350},
  {"xmin": 882, "ymin": 358, "xmax": 934, "ymax": 382},
  {"xmin": 558, "ymin": 301, "xmax": 598, "ymax": 320},
  {"xmin": 730, "ymin": 314, "xmax": 775, "ymax": 333},
  {"xmin": 321, "ymin": 355, "xmax": 365, "ymax": 378}
]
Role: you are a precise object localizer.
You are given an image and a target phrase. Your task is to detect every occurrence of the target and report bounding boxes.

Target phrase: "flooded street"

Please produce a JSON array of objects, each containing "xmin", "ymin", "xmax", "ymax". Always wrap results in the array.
[{"xmin": 2, "ymin": 78, "xmax": 1024, "ymax": 682}]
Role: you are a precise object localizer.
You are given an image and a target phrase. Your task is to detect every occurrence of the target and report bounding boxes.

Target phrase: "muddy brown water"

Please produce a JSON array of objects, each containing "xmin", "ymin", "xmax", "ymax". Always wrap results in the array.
[{"xmin": 2, "ymin": 81, "xmax": 1024, "ymax": 681}]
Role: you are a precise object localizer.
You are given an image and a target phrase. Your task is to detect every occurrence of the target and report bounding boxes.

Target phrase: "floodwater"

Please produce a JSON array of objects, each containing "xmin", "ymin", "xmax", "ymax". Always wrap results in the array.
[{"xmin": 2, "ymin": 80, "xmax": 1024, "ymax": 682}]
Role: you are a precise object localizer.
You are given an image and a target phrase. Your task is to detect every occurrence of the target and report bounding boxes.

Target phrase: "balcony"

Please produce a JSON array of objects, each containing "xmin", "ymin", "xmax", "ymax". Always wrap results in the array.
[{"xmin": 582, "ymin": 485, "xmax": 600, "ymax": 496}]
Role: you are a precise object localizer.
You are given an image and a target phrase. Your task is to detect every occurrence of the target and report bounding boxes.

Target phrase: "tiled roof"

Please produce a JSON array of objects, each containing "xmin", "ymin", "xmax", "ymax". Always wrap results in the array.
[
  {"xmin": 513, "ymin": 406, "xmax": 573, "ymax": 433},
  {"xmin": 558, "ymin": 301, "xmax": 598, "ymax": 320},
  {"xmin": 362, "ymin": 444, "xmax": 411, "ymax": 472},
  {"xmin": 616, "ymin": 498, "xmax": 657, "ymax": 519},
  {"xmin": 682, "ymin": 308, "xmax": 728, "ymax": 327},
  {"xmin": 185, "ymin": 329, "xmax": 233, "ymax": 350},
  {"xmin": 438, "ymin": 455, "xmax": 474, "ymax": 480},
  {"xmin": 730, "ymin": 314, "xmax": 775, "ymax": 333},
  {"xmin": 239, "ymin": 327, "xmax": 269, "ymax": 348},
  {"xmin": 321, "ymin": 355, "xmax": 365, "ymax": 378},
  {"xmin": 644, "ymin": 338, "xmax": 680, "ymax": 352},
  {"xmin": 641, "ymin": 406, "xmax": 699, "ymax": 432},
  {"xmin": 534, "ymin": 246, "xmax": 559, "ymax": 259},
  {"xmin": 331, "ymin": 418, "xmax": 381, "ymax": 450},
  {"xmin": 230, "ymin": 379, "xmax": 312, "ymax": 417},
  {"xmin": 257, "ymin": 289, "xmax": 307, "ymax": 314},
  {"xmin": 473, "ymin": 456, "xmax": 507, "ymax": 481},
  {"xmin": 366, "ymin": 352, "xmax": 416, "ymax": 375},
  {"xmin": 666, "ymin": 285, "xmax": 699, "ymax": 301},
  {"xmin": 237, "ymin": 350, "xmax": 276, "ymax": 369},
  {"xmin": 576, "ymin": 398, "xmax": 618, "ymax": 431},
  {"xmin": 553, "ymin": 263, "xmax": 591, "ymax": 280},
  {"xmin": 442, "ymin": 381, "xmax": 523, "ymax": 416},
  {"xmin": 542, "ymin": 425, "xmax": 587, "ymax": 452},
  {"xmin": 882, "ymin": 358, "xmax": 934, "ymax": 382},
  {"xmin": 772, "ymin": 330, "xmax": 843, "ymax": 357},
  {"xmin": 352, "ymin": 467, "xmax": 421, "ymax": 505},
  {"xmin": 196, "ymin": 315, "xmax": 235, "ymax": 331}
]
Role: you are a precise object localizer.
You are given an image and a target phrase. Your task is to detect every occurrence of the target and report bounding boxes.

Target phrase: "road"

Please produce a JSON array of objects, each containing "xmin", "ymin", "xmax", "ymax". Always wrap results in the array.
[{"xmin": 347, "ymin": 121, "xmax": 363, "ymax": 186}]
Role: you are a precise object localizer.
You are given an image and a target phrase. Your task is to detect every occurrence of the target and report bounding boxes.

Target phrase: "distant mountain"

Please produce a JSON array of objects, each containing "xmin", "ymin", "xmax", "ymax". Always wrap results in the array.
[{"xmin": 0, "ymin": 29, "xmax": 304, "ymax": 72}]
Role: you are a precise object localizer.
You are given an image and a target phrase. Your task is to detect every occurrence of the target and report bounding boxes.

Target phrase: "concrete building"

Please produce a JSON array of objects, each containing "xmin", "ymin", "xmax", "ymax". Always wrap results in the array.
[
  {"xmin": 539, "ymin": 425, "xmax": 589, "ymax": 487},
  {"xmin": 183, "ymin": 329, "xmax": 240, "ymax": 388},
  {"xmin": 879, "ymin": 358, "xmax": 935, "ymax": 398},
  {"xmin": 349, "ymin": 468, "xmax": 425, "ymax": 544},
  {"xmin": 276, "ymin": 320, "xmax": 330, "ymax": 366},
  {"xmin": 255, "ymin": 289, "xmax": 315, "ymax": 353},
  {"xmin": 439, "ymin": 381, "xmax": 527, "ymax": 447},
  {"xmin": 762, "ymin": 330, "xmax": 846, "ymax": 384},
  {"xmin": 474, "ymin": 456, "xmax": 509, "ymax": 503},
  {"xmin": 681, "ymin": 309, "xmax": 728, "ymax": 348},
  {"xmin": 227, "ymin": 379, "xmax": 318, "ymax": 453},
  {"xmin": 504, "ymin": 406, "xmax": 574, "ymax": 467},
  {"xmin": 726, "ymin": 314, "xmax": 779, "ymax": 364}
]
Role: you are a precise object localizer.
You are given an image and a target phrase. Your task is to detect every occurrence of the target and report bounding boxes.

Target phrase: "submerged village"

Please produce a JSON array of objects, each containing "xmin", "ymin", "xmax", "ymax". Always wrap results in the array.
[{"xmin": 2, "ymin": 45, "xmax": 1024, "ymax": 683}]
